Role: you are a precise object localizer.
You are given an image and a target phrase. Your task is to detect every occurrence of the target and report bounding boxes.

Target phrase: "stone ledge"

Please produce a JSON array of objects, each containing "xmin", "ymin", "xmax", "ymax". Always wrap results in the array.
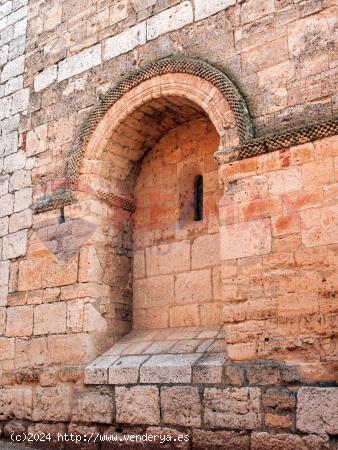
[{"xmin": 85, "ymin": 326, "xmax": 227, "ymax": 385}]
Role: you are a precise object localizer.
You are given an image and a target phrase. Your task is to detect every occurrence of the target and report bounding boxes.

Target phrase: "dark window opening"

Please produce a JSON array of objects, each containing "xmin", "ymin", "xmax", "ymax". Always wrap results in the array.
[{"xmin": 194, "ymin": 175, "xmax": 203, "ymax": 221}]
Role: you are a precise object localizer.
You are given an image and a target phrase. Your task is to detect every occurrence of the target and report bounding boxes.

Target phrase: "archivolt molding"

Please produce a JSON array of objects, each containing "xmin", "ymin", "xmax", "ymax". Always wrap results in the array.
[
  {"xmin": 34, "ymin": 57, "xmax": 338, "ymax": 214},
  {"xmin": 66, "ymin": 57, "xmax": 254, "ymax": 184}
]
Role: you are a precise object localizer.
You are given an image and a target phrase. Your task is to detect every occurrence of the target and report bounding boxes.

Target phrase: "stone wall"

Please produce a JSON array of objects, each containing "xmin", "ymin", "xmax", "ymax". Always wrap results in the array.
[
  {"xmin": 133, "ymin": 119, "xmax": 223, "ymax": 329},
  {"xmin": 219, "ymin": 134, "xmax": 338, "ymax": 382},
  {"xmin": 0, "ymin": 360, "xmax": 337, "ymax": 449}
]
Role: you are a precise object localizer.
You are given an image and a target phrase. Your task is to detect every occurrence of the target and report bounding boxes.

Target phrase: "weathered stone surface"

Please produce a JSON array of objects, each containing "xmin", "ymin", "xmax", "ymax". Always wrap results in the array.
[
  {"xmin": 58, "ymin": 44, "xmax": 101, "ymax": 82},
  {"xmin": 147, "ymin": 1, "xmax": 193, "ymax": 41},
  {"xmin": 146, "ymin": 240, "xmax": 190, "ymax": 276},
  {"xmin": 116, "ymin": 386, "xmax": 160, "ymax": 425},
  {"xmin": 85, "ymin": 355, "xmax": 119, "ymax": 384},
  {"xmin": 33, "ymin": 385, "xmax": 72, "ymax": 422},
  {"xmin": 104, "ymin": 23, "xmax": 146, "ymax": 60},
  {"xmin": 6, "ymin": 305, "xmax": 32, "ymax": 336},
  {"xmin": 72, "ymin": 388, "xmax": 113, "ymax": 423},
  {"xmin": 140, "ymin": 354, "xmax": 200, "ymax": 384},
  {"xmin": 297, "ymin": 387, "xmax": 338, "ymax": 434},
  {"xmin": 108, "ymin": 355, "xmax": 149, "ymax": 384},
  {"xmin": 193, "ymin": 429, "xmax": 250, "ymax": 450},
  {"xmin": 263, "ymin": 388, "xmax": 296, "ymax": 410},
  {"xmin": 192, "ymin": 353, "xmax": 224, "ymax": 384},
  {"xmin": 34, "ymin": 302, "xmax": 66, "ymax": 335},
  {"xmin": 204, "ymin": 387, "xmax": 261, "ymax": 429},
  {"xmin": 34, "ymin": 65, "xmax": 57, "ymax": 92},
  {"xmin": 192, "ymin": 234, "xmax": 220, "ymax": 269},
  {"xmin": 175, "ymin": 270, "xmax": 212, "ymax": 304},
  {"xmin": 195, "ymin": 0, "xmax": 236, "ymax": 21},
  {"xmin": 161, "ymin": 386, "xmax": 201, "ymax": 427},
  {"xmin": 2, "ymin": 229, "xmax": 27, "ymax": 259},
  {"xmin": 251, "ymin": 432, "xmax": 329, "ymax": 450},
  {"xmin": 0, "ymin": 388, "xmax": 32, "ymax": 420},
  {"xmin": 220, "ymin": 220, "xmax": 271, "ymax": 260},
  {"xmin": 26, "ymin": 123, "xmax": 47, "ymax": 156}
]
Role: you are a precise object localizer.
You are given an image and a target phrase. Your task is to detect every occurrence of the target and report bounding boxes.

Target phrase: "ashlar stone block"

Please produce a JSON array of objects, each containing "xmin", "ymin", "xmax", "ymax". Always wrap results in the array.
[{"xmin": 116, "ymin": 386, "xmax": 160, "ymax": 425}]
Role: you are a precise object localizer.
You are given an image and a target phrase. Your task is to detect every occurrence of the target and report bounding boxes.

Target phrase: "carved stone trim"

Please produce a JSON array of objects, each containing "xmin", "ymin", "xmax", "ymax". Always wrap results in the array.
[
  {"xmin": 66, "ymin": 57, "xmax": 254, "ymax": 183},
  {"xmin": 34, "ymin": 188, "xmax": 135, "ymax": 214},
  {"xmin": 215, "ymin": 115, "xmax": 338, "ymax": 164}
]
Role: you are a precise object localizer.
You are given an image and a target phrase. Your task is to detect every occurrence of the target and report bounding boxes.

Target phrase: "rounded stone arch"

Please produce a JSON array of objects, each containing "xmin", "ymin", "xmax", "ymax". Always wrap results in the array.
[{"xmin": 66, "ymin": 57, "xmax": 253, "ymax": 188}]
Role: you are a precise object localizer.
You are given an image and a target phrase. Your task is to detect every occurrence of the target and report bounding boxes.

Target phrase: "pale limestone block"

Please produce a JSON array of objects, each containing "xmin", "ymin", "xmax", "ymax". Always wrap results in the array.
[
  {"xmin": 0, "ymin": 193, "xmax": 14, "ymax": 217},
  {"xmin": 9, "ymin": 208, "xmax": 32, "ymax": 232},
  {"xmin": 14, "ymin": 186, "xmax": 32, "ymax": 212},
  {"xmin": 2, "ymin": 229, "xmax": 27, "ymax": 258},
  {"xmin": 134, "ymin": 274, "xmax": 174, "ymax": 308},
  {"xmin": 1, "ymin": 117, "xmax": 20, "ymax": 137},
  {"xmin": 5, "ymin": 5, "xmax": 27, "ymax": 28},
  {"xmin": 140, "ymin": 354, "xmax": 200, "ymax": 383},
  {"xmin": 192, "ymin": 234, "xmax": 220, "ymax": 269},
  {"xmin": 9, "ymin": 168, "xmax": 31, "ymax": 191},
  {"xmin": 5, "ymin": 74, "xmax": 23, "ymax": 95},
  {"xmin": 13, "ymin": 16, "xmax": 27, "ymax": 38},
  {"xmin": 0, "ymin": 216, "xmax": 9, "ymax": 237},
  {"xmin": 3, "ymin": 150, "xmax": 25, "ymax": 173},
  {"xmin": 0, "ymin": 286, "xmax": 8, "ymax": 307},
  {"xmin": 147, "ymin": 1, "xmax": 193, "ymax": 41},
  {"xmin": 34, "ymin": 302, "xmax": 67, "ymax": 335},
  {"xmin": 116, "ymin": 386, "xmax": 160, "ymax": 425},
  {"xmin": 301, "ymin": 205, "xmax": 338, "ymax": 247},
  {"xmin": 267, "ymin": 166, "xmax": 302, "ymax": 196},
  {"xmin": 297, "ymin": 387, "xmax": 338, "ymax": 434},
  {"xmin": 0, "ymin": 95, "xmax": 11, "ymax": 120},
  {"xmin": 104, "ymin": 22, "xmax": 146, "ymax": 61},
  {"xmin": 0, "ymin": 54, "xmax": 24, "ymax": 82},
  {"xmin": 146, "ymin": 240, "xmax": 190, "ymax": 276},
  {"xmin": 195, "ymin": 0, "xmax": 236, "ymax": 21},
  {"xmin": 8, "ymin": 34, "xmax": 25, "ymax": 59},
  {"xmin": 83, "ymin": 303, "xmax": 107, "ymax": 333},
  {"xmin": 0, "ymin": 260, "xmax": 9, "ymax": 286},
  {"xmin": 0, "ymin": 306, "xmax": 5, "ymax": 334},
  {"xmin": 10, "ymin": 87, "xmax": 29, "ymax": 114},
  {"xmin": 0, "ymin": 174, "xmax": 9, "ymax": 195},
  {"xmin": 175, "ymin": 270, "xmax": 212, "ymax": 304},
  {"xmin": 0, "ymin": 43, "xmax": 8, "ymax": 65},
  {"xmin": 0, "ymin": 2, "xmax": 12, "ymax": 20},
  {"xmin": 241, "ymin": 0, "xmax": 275, "ymax": 25},
  {"xmin": 58, "ymin": 44, "xmax": 101, "ymax": 82},
  {"xmin": 6, "ymin": 305, "xmax": 32, "ymax": 336},
  {"xmin": 192, "ymin": 353, "xmax": 224, "ymax": 384},
  {"xmin": 220, "ymin": 220, "xmax": 271, "ymax": 260},
  {"xmin": 66, "ymin": 299, "xmax": 84, "ymax": 333},
  {"xmin": 108, "ymin": 355, "xmax": 149, "ymax": 384},
  {"xmin": 110, "ymin": 0, "xmax": 128, "ymax": 26},
  {"xmin": 85, "ymin": 355, "xmax": 119, "ymax": 384},
  {"xmin": 131, "ymin": 0, "xmax": 156, "ymax": 12},
  {"xmin": 34, "ymin": 65, "xmax": 57, "ymax": 92},
  {"xmin": 13, "ymin": 0, "xmax": 27, "ymax": 11}
]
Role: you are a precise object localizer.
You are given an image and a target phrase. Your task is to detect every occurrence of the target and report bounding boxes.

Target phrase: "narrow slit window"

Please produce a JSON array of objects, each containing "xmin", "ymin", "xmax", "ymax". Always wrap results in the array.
[{"xmin": 194, "ymin": 175, "xmax": 203, "ymax": 221}]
